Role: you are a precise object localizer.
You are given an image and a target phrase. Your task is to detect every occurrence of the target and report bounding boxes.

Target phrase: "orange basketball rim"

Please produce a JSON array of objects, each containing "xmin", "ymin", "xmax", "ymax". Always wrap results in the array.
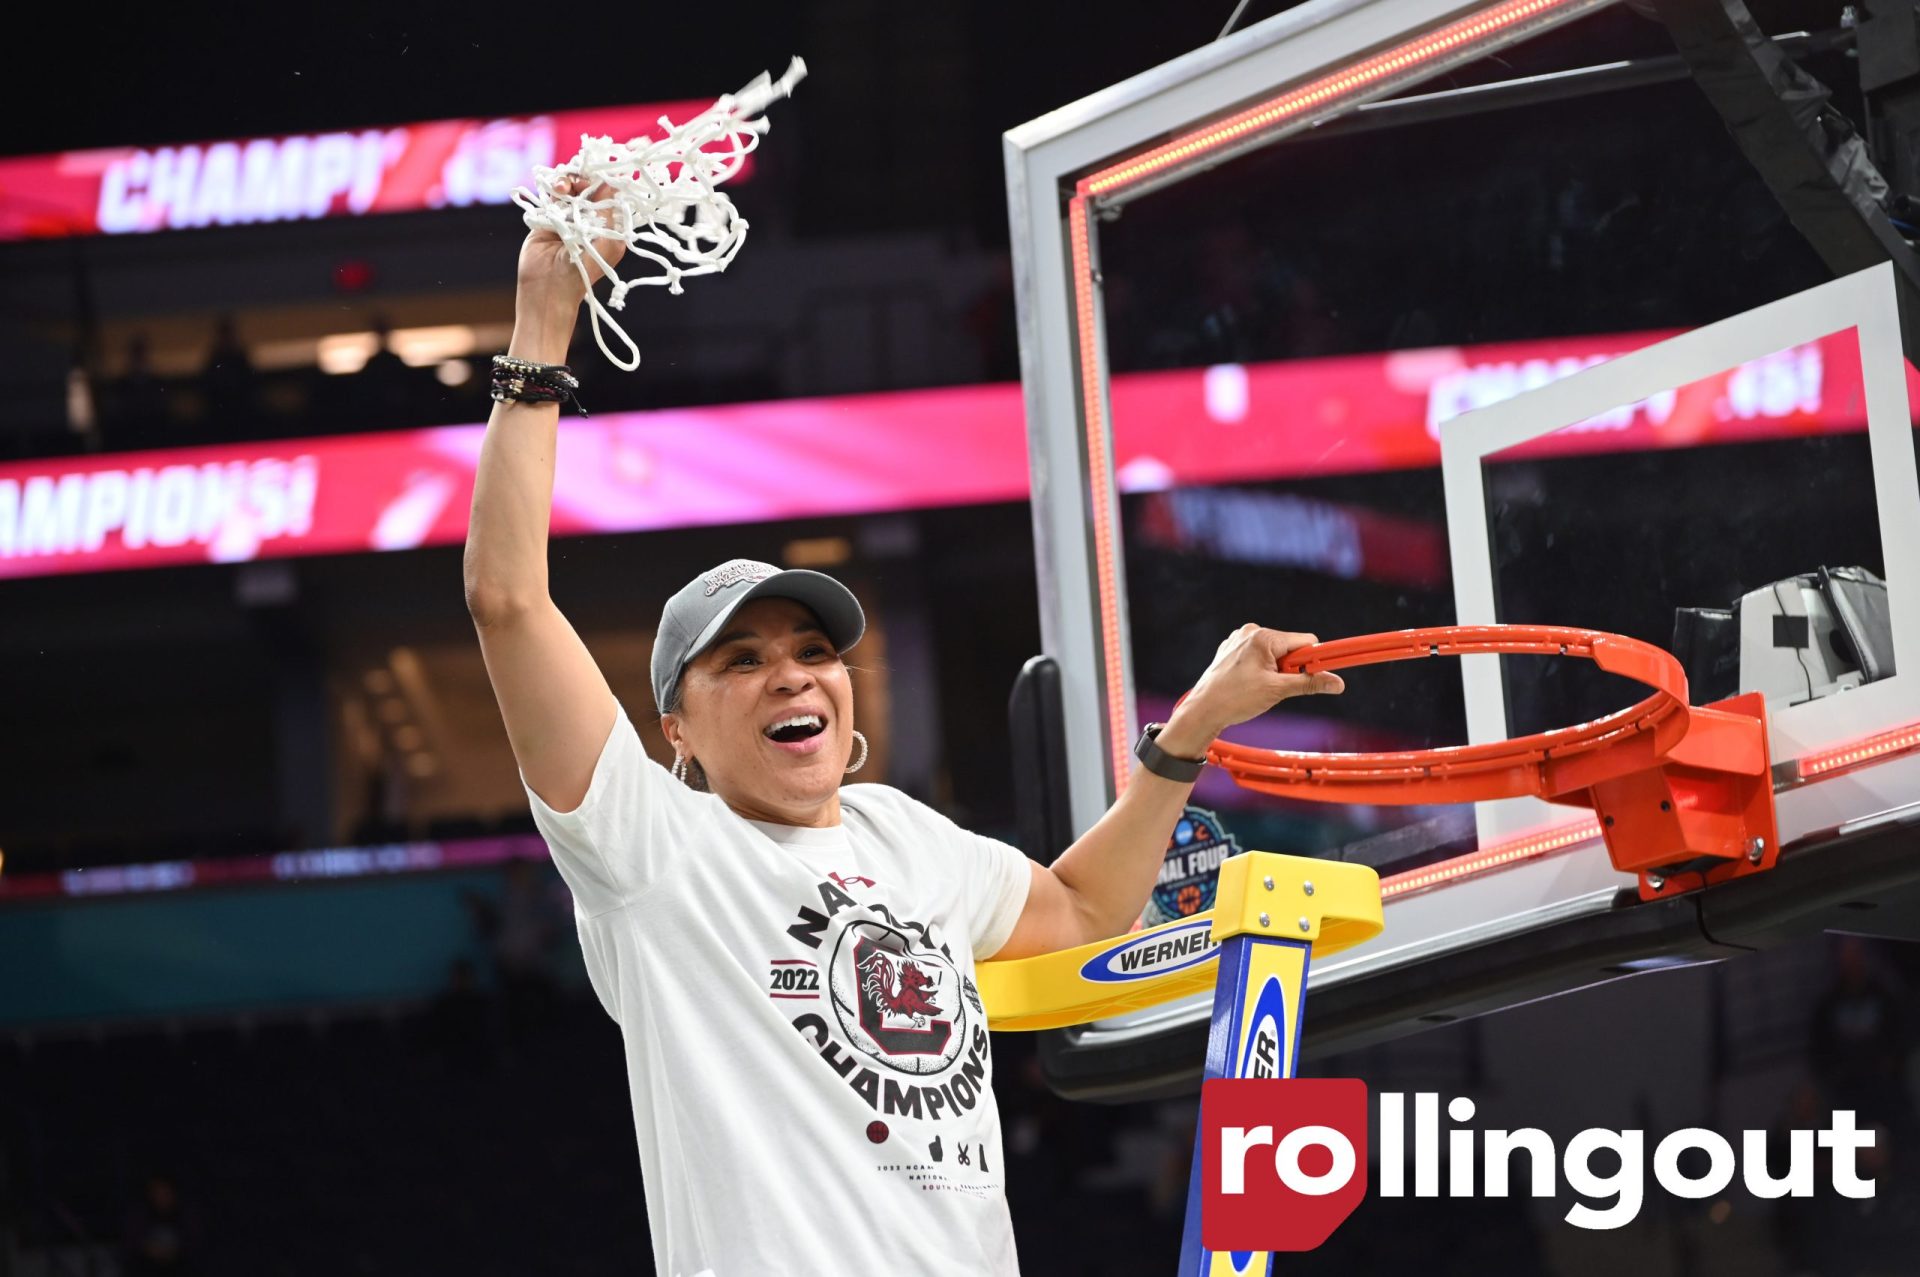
[{"xmin": 1206, "ymin": 625, "xmax": 1780, "ymax": 900}]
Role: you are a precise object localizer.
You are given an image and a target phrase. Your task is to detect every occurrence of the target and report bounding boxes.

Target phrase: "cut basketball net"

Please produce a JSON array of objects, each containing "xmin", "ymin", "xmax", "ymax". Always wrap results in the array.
[{"xmin": 512, "ymin": 58, "xmax": 807, "ymax": 370}]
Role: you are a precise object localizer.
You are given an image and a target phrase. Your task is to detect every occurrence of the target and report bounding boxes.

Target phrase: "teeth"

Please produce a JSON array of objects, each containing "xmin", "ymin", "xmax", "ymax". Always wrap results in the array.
[{"xmin": 766, "ymin": 714, "xmax": 824, "ymax": 737}]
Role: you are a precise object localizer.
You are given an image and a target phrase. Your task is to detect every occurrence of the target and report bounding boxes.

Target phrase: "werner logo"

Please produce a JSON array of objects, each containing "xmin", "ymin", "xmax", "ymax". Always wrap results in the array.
[
  {"xmin": 1080, "ymin": 920, "xmax": 1216, "ymax": 983},
  {"xmin": 1238, "ymin": 976, "xmax": 1287, "ymax": 1080},
  {"xmin": 1203, "ymin": 1083, "xmax": 1879, "ymax": 1251}
]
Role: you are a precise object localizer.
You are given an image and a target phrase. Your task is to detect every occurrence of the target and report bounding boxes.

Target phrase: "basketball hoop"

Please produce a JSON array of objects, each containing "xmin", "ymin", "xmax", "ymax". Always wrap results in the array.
[{"xmin": 1207, "ymin": 625, "xmax": 1779, "ymax": 898}]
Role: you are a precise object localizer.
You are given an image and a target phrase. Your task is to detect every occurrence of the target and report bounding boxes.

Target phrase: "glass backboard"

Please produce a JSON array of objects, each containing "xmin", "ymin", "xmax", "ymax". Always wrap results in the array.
[{"xmin": 1004, "ymin": 0, "xmax": 1920, "ymax": 1092}]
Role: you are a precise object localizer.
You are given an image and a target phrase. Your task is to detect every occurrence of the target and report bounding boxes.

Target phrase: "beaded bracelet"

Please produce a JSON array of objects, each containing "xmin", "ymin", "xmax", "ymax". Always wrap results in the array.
[{"xmin": 490, "ymin": 355, "xmax": 588, "ymax": 416}]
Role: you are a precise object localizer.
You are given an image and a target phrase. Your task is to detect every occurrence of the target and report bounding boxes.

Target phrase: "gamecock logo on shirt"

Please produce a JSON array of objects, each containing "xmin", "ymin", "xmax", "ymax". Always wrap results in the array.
[{"xmin": 828, "ymin": 921, "xmax": 966, "ymax": 1075}]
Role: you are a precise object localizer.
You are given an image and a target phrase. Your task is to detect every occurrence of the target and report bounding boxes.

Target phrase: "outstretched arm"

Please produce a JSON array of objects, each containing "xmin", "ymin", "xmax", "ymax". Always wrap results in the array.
[
  {"xmin": 992, "ymin": 626, "xmax": 1344, "ymax": 960},
  {"xmin": 466, "ymin": 180, "xmax": 627, "ymax": 814}
]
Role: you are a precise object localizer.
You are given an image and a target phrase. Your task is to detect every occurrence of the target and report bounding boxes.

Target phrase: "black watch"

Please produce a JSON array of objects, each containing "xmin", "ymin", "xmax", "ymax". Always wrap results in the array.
[{"xmin": 1134, "ymin": 722, "xmax": 1206, "ymax": 783}]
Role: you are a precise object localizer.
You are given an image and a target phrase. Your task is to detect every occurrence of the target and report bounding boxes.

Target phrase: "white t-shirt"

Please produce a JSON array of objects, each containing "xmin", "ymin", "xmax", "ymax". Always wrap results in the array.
[{"xmin": 522, "ymin": 702, "xmax": 1034, "ymax": 1277}]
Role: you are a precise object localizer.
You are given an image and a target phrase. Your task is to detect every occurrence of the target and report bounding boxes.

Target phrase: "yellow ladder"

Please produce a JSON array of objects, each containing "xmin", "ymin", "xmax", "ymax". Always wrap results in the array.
[{"xmin": 976, "ymin": 851, "xmax": 1383, "ymax": 1275}]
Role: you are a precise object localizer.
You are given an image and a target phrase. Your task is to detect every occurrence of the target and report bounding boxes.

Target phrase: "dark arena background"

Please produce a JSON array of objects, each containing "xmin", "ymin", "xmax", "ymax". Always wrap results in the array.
[{"xmin": 6, "ymin": 2, "xmax": 1920, "ymax": 1275}]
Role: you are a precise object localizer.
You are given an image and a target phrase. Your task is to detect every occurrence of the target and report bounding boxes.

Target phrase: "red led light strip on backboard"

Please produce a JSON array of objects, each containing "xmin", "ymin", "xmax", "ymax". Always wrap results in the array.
[
  {"xmin": 1797, "ymin": 722, "xmax": 1920, "ymax": 781},
  {"xmin": 1379, "ymin": 817, "xmax": 1603, "ymax": 900},
  {"xmin": 1372, "ymin": 719, "xmax": 1920, "ymax": 899},
  {"xmin": 1068, "ymin": 198, "xmax": 1136, "ymax": 796},
  {"xmin": 1083, "ymin": 0, "xmax": 1587, "ymax": 199}
]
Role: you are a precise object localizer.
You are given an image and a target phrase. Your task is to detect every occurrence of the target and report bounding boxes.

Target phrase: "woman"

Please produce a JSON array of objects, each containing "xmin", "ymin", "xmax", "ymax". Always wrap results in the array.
[{"xmin": 464, "ymin": 179, "xmax": 1343, "ymax": 1276}]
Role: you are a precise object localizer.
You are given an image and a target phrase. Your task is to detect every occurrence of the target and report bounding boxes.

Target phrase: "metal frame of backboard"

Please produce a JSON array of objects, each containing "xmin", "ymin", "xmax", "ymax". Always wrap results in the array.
[
  {"xmin": 1003, "ymin": 0, "xmax": 1620, "ymax": 837},
  {"xmin": 1443, "ymin": 262, "xmax": 1920, "ymax": 840},
  {"xmin": 1003, "ymin": 0, "xmax": 1920, "ymax": 1098}
]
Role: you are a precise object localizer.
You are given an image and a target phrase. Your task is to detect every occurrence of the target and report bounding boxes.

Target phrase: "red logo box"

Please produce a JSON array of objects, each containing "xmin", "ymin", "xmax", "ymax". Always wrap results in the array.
[{"xmin": 1201, "ymin": 1078, "xmax": 1370, "ymax": 1252}]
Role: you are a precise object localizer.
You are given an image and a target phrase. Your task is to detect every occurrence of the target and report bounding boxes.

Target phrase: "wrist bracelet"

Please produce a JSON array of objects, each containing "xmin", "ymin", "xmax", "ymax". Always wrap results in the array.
[{"xmin": 490, "ymin": 355, "xmax": 588, "ymax": 417}]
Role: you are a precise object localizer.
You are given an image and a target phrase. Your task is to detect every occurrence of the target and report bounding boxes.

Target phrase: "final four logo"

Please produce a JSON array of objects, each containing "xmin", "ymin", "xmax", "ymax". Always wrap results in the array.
[
  {"xmin": 829, "ymin": 920, "xmax": 966, "ymax": 1075},
  {"xmin": 1144, "ymin": 806, "xmax": 1242, "ymax": 926}
]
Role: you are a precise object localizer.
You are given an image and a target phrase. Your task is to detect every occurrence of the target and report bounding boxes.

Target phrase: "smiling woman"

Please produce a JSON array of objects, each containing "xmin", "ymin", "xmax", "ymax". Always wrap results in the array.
[
  {"xmin": 653, "ymin": 571, "xmax": 869, "ymax": 825},
  {"xmin": 459, "ymin": 148, "xmax": 1338, "ymax": 1277}
]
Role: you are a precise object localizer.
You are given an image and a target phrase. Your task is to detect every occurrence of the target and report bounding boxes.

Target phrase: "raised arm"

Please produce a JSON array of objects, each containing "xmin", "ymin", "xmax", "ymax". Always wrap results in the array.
[
  {"xmin": 464, "ymin": 179, "xmax": 626, "ymax": 813},
  {"xmin": 993, "ymin": 625, "xmax": 1345, "ymax": 959}
]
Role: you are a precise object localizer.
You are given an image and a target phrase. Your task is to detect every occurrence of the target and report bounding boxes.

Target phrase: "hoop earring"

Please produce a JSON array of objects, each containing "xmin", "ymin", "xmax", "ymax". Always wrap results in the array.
[
  {"xmin": 672, "ymin": 754, "xmax": 690, "ymax": 785},
  {"xmin": 845, "ymin": 730, "xmax": 869, "ymax": 774}
]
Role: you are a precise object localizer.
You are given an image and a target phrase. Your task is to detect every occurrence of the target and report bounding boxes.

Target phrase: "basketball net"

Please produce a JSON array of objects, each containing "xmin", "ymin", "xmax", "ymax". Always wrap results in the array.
[{"xmin": 513, "ymin": 58, "xmax": 807, "ymax": 370}]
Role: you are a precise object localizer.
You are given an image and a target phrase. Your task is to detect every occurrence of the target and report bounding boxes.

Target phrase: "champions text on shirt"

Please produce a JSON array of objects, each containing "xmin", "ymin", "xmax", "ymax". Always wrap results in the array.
[{"xmin": 522, "ymin": 703, "xmax": 1034, "ymax": 1277}]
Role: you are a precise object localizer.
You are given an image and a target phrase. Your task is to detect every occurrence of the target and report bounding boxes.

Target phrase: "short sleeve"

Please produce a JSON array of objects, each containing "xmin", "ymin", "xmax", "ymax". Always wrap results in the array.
[
  {"xmin": 965, "ymin": 833, "xmax": 1034, "ymax": 961},
  {"xmin": 519, "ymin": 701, "xmax": 701, "ymax": 916}
]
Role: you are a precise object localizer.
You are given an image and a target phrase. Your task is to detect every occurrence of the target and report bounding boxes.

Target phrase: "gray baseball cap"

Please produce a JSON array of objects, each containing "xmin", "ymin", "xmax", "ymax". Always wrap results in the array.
[{"xmin": 651, "ymin": 558, "xmax": 866, "ymax": 711}]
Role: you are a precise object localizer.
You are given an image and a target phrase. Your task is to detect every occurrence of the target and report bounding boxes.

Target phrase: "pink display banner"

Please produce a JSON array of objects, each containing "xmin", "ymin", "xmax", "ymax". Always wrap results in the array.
[
  {"xmin": 0, "ymin": 327, "xmax": 1903, "ymax": 581},
  {"xmin": 0, "ymin": 835, "xmax": 550, "ymax": 904},
  {"xmin": 0, "ymin": 100, "xmax": 729, "ymax": 240}
]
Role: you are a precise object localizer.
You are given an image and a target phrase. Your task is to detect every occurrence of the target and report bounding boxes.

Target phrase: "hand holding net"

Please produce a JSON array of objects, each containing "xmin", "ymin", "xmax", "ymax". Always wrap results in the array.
[{"xmin": 512, "ymin": 57, "xmax": 807, "ymax": 370}]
